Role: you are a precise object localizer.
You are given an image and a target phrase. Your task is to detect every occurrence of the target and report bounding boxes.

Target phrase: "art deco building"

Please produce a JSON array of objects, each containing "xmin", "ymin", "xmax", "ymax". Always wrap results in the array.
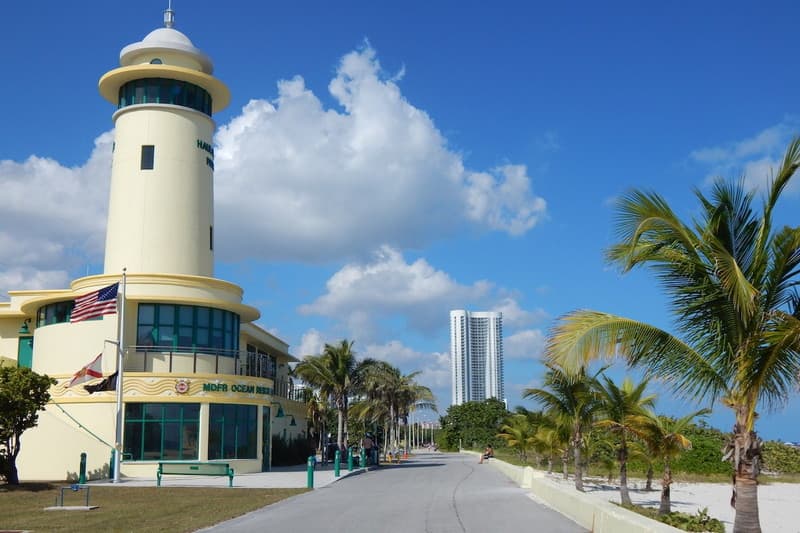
[{"xmin": 0, "ymin": 8, "xmax": 304, "ymax": 481}]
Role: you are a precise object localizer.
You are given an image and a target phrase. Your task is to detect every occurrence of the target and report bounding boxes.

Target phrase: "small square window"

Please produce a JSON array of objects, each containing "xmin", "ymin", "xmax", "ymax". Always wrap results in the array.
[{"xmin": 141, "ymin": 145, "xmax": 154, "ymax": 170}]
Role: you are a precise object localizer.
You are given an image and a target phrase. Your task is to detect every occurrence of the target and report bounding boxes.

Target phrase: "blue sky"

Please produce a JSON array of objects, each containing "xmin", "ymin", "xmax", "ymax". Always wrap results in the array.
[{"xmin": 2, "ymin": 1, "xmax": 800, "ymax": 441}]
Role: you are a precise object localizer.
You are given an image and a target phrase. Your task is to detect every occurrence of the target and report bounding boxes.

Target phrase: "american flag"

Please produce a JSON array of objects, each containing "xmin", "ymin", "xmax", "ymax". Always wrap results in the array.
[{"xmin": 70, "ymin": 283, "xmax": 119, "ymax": 323}]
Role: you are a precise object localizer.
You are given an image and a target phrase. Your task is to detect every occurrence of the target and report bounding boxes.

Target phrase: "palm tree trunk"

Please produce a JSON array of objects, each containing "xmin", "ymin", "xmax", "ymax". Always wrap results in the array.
[
  {"xmin": 573, "ymin": 427, "xmax": 584, "ymax": 491},
  {"xmin": 727, "ymin": 423, "xmax": 762, "ymax": 533},
  {"xmin": 658, "ymin": 460, "xmax": 671, "ymax": 515},
  {"xmin": 645, "ymin": 464, "xmax": 653, "ymax": 491},
  {"xmin": 342, "ymin": 398, "xmax": 349, "ymax": 451},
  {"xmin": 618, "ymin": 440, "xmax": 632, "ymax": 506},
  {"xmin": 547, "ymin": 457, "xmax": 553, "ymax": 474},
  {"xmin": 336, "ymin": 407, "xmax": 344, "ymax": 452},
  {"xmin": 562, "ymin": 449, "xmax": 569, "ymax": 479},
  {"xmin": 733, "ymin": 475, "xmax": 760, "ymax": 533}
]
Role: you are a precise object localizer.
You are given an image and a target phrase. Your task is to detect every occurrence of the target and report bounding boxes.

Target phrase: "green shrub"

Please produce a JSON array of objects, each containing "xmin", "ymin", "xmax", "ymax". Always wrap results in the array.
[
  {"xmin": 669, "ymin": 424, "xmax": 732, "ymax": 476},
  {"xmin": 626, "ymin": 505, "xmax": 724, "ymax": 533},
  {"xmin": 660, "ymin": 508, "xmax": 725, "ymax": 533},
  {"xmin": 762, "ymin": 441, "xmax": 800, "ymax": 474},
  {"xmin": 271, "ymin": 435, "xmax": 315, "ymax": 466}
]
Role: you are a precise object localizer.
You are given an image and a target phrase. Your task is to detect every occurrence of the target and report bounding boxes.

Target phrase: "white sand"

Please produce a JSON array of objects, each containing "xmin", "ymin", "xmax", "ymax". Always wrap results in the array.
[{"xmin": 545, "ymin": 475, "xmax": 799, "ymax": 533}]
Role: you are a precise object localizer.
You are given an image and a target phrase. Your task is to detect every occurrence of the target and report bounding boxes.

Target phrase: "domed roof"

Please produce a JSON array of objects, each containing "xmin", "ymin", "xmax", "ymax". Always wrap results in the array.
[
  {"xmin": 118, "ymin": 11, "xmax": 214, "ymax": 73},
  {"xmin": 142, "ymin": 27, "xmax": 195, "ymax": 48}
]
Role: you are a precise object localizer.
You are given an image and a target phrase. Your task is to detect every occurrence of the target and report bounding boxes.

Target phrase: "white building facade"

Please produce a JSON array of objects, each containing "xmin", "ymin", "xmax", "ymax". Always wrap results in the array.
[
  {"xmin": 450, "ymin": 310, "xmax": 505, "ymax": 405},
  {"xmin": 0, "ymin": 8, "xmax": 306, "ymax": 481}
]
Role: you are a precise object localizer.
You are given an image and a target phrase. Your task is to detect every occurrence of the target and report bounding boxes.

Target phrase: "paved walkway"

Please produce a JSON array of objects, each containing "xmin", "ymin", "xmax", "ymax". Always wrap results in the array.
[
  {"xmin": 89, "ymin": 461, "xmax": 359, "ymax": 489},
  {"xmin": 201, "ymin": 452, "xmax": 585, "ymax": 533}
]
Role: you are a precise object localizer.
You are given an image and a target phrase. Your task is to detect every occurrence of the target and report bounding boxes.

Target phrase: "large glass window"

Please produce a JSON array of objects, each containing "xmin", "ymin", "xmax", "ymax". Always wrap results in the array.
[
  {"xmin": 124, "ymin": 403, "xmax": 199, "ymax": 461},
  {"xmin": 136, "ymin": 303, "xmax": 239, "ymax": 355},
  {"xmin": 117, "ymin": 78, "xmax": 213, "ymax": 116},
  {"xmin": 208, "ymin": 404, "xmax": 257, "ymax": 459},
  {"xmin": 36, "ymin": 301, "xmax": 75, "ymax": 327}
]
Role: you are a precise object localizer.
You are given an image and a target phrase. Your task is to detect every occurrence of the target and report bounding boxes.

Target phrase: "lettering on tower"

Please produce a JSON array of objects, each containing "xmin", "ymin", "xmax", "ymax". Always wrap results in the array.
[{"xmin": 197, "ymin": 139, "xmax": 215, "ymax": 170}]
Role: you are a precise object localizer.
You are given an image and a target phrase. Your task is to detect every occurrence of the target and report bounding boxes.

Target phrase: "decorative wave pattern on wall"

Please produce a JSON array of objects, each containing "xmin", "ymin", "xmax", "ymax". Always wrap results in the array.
[{"xmin": 49, "ymin": 374, "xmax": 275, "ymax": 405}]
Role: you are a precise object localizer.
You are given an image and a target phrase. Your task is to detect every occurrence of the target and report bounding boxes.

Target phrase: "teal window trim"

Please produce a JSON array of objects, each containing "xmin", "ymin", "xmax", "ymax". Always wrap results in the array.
[
  {"xmin": 209, "ymin": 404, "xmax": 257, "ymax": 459},
  {"xmin": 123, "ymin": 402, "xmax": 200, "ymax": 461},
  {"xmin": 36, "ymin": 301, "xmax": 75, "ymax": 327},
  {"xmin": 136, "ymin": 303, "xmax": 240, "ymax": 355}
]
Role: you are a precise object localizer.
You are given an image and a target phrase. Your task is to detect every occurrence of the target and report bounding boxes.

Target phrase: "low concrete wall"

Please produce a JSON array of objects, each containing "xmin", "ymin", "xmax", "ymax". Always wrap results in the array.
[{"xmin": 469, "ymin": 452, "xmax": 680, "ymax": 533}]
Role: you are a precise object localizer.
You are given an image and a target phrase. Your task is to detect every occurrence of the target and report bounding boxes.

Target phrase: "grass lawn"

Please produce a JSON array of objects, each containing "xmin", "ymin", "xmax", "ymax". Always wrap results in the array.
[{"xmin": 0, "ymin": 483, "xmax": 308, "ymax": 532}]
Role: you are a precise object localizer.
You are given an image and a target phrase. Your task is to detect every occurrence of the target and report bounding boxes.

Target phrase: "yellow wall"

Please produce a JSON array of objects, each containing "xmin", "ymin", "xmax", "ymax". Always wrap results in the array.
[{"xmin": 104, "ymin": 107, "xmax": 216, "ymax": 277}]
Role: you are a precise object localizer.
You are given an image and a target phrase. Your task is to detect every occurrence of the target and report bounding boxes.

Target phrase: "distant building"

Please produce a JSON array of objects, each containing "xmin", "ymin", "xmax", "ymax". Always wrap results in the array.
[{"xmin": 450, "ymin": 310, "xmax": 504, "ymax": 405}]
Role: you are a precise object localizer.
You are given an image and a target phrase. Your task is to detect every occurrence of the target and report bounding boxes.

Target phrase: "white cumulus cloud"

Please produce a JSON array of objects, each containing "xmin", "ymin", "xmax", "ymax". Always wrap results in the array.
[
  {"xmin": 299, "ymin": 245, "xmax": 491, "ymax": 340},
  {"xmin": 0, "ymin": 133, "xmax": 112, "ymax": 296},
  {"xmin": 691, "ymin": 120, "xmax": 800, "ymax": 193},
  {"xmin": 504, "ymin": 329, "xmax": 546, "ymax": 360},
  {"xmin": 214, "ymin": 45, "xmax": 546, "ymax": 262}
]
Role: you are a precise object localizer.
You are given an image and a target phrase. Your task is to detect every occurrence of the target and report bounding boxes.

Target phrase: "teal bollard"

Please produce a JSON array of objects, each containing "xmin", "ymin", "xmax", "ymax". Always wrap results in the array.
[
  {"xmin": 307, "ymin": 456, "xmax": 315, "ymax": 489},
  {"xmin": 334, "ymin": 449, "xmax": 341, "ymax": 477},
  {"xmin": 348, "ymin": 448, "xmax": 353, "ymax": 471},
  {"xmin": 79, "ymin": 452, "xmax": 87, "ymax": 484}
]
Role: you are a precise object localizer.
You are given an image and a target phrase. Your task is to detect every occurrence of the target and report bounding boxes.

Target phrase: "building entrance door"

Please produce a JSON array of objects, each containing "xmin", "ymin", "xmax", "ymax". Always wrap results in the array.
[{"xmin": 17, "ymin": 337, "xmax": 33, "ymax": 368}]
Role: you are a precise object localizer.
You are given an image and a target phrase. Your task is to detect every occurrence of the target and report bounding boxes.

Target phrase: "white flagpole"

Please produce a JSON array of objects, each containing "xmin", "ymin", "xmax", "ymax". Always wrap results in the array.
[{"xmin": 113, "ymin": 269, "xmax": 127, "ymax": 483}]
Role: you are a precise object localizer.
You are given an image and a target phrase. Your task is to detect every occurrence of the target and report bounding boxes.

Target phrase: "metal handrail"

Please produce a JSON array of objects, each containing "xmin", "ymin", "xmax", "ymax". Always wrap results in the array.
[{"xmin": 124, "ymin": 346, "xmax": 290, "ymax": 393}]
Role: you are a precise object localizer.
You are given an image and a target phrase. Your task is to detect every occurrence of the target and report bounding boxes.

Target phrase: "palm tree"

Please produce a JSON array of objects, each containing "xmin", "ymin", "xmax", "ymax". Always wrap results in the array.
[
  {"xmin": 534, "ymin": 416, "xmax": 570, "ymax": 474},
  {"xmin": 640, "ymin": 409, "xmax": 710, "ymax": 515},
  {"xmin": 305, "ymin": 391, "xmax": 333, "ymax": 452},
  {"xmin": 294, "ymin": 340, "xmax": 361, "ymax": 451},
  {"xmin": 545, "ymin": 138, "xmax": 800, "ymax": 533},
  {"xmin": 584, "ymin": 428, "xmax": 617, "ymax": 483},
  {"xmin": 593, "ymin": 376, "xmax": 655, "ymax": 506},
  {"xmin": 524, "ymin": 363, "xmax": 601, "ymax": 491},
  {"xmin": 496, "ymin": 413, "xmax": 538, "ymax": 463},
  {"xmin": 358, "ymin": 361, "xmax": 435, "ymax": 454}
]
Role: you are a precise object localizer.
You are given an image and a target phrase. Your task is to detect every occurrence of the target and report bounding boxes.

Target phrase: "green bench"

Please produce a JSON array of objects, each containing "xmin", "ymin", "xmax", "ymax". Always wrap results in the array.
[{"xmin": 156, "ymin": 462, "xmax": 234, "ymax": 487}]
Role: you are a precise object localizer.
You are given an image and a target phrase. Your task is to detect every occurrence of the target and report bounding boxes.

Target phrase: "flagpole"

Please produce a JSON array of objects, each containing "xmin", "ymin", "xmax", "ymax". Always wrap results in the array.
[{"xmin": 113, "ymin": 268, "xmax": 126, "ymax": 483}]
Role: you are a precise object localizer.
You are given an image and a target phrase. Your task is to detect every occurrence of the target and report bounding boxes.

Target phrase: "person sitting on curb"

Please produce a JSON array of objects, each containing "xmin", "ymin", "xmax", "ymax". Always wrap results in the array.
[{"xmin": 479, "ymin": 444, "xmax": 494, "ymax": 464}]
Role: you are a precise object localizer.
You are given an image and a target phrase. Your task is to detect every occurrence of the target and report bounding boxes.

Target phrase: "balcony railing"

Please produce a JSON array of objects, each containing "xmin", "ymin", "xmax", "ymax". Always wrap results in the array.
[{"xmin": 124, "ymin": 346, "xmax": 297, "ymax": 399}]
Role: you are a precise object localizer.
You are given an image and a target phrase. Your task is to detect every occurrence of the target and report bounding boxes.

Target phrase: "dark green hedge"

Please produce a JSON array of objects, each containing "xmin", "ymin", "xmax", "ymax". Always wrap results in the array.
[{"xmin": 762, "ymin": 441, "xmax": 800, "ymax": 474}]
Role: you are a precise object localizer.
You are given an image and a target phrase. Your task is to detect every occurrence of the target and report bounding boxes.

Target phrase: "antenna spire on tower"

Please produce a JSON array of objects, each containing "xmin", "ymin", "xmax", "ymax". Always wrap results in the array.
[{"xmin": 164, "ymin": 1, "xmax": 175, "ymax": 28}]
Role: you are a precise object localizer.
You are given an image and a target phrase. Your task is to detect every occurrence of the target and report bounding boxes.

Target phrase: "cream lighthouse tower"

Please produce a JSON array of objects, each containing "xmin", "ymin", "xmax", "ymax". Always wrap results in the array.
[
  {"xmin": 5, "ymin": 7, "xmax": 305, "ymax": 483},
  {"xmin": 99, "ymin": 6, "xmax": 229, "ymax": 276}
]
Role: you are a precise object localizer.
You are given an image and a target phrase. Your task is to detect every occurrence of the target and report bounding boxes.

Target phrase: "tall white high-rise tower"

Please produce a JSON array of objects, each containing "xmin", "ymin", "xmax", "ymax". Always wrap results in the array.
[
  {"xmin": 450, "ymin": 310, "xmax": 505, "ymax": 405},
  {"xmin": 98, "ymin": 6, "xmax": 230, "ymax": 276}
]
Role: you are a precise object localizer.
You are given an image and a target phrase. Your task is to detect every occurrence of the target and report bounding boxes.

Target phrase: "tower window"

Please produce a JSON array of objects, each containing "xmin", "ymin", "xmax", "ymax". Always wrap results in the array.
[
  {"xmin": 117, "ymin": 78, "xmax": 213, "ymax": 116},
  {"xmin": 141, "ymin": 145, "xmax": 155, "ymax": 170},
  {"xmin": 150, "ymin": 58, "xmax": 163, "ymax": 64},
  {"xmin": 209, "ymin": 226, "xmax": 214, "ymax": 251}
]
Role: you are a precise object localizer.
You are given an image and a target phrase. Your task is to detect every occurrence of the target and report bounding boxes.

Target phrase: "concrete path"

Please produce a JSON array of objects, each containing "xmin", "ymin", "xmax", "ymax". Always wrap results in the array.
[{"xmin": 200, "ymin": 452, "xmax": 586, "ymax": 533}]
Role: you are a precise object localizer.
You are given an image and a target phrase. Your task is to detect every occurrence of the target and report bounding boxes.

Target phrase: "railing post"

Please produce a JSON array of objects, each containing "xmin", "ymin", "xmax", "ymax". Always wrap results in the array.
[
  {"xmin": 79, "ymin": 452, "xmax": 87, "ymax": 484},
  {"xmin": 307, "ymin": 456, "xmax": 315, "ymax": 488}
]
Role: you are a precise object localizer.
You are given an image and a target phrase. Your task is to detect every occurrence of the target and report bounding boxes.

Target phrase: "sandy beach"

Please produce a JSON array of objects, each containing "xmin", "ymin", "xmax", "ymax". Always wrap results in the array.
[{"xmin": 546, "ymin": 475, "xmax": 799, "ymax": 533}]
